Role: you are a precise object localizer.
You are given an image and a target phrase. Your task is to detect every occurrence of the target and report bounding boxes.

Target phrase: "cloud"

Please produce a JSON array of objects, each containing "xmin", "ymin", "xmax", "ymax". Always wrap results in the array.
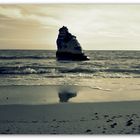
[
  {"xmin": 0, "ymin": 6, "xmax": 22, "ymax": 19},
  {"xmin": 0, "ymin": 4, "xmax": 140, "ymax": 50},
  {"xmin": 0, "ymin": 5, "xmax": 61, "ymax": 28}
]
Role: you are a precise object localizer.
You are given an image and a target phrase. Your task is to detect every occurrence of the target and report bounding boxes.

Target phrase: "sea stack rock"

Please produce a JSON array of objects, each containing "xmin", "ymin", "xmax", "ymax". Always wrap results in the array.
[{"xmin": 56, "ymin": 26, "xmax": 89, "ymax": 61}]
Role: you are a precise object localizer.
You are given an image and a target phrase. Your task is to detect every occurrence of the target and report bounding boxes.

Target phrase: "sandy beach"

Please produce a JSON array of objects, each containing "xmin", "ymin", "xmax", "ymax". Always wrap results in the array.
[
  {"xmin": 0, "ymin": 101, "xmax": 140, "ymax": 134},
  {"xmin": 0, "ymin": 78, "xmax": 140, "ymax": 134}
]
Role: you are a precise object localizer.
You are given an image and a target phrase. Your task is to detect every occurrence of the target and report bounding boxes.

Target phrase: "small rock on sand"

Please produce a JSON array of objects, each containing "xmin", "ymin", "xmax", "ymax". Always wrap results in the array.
[
  {"xmin": 110, "ymin": 123, "xmax": 117, "ymax": 128},
  {"xmin": 104, "ymin": 115, "xmax": 109, "ymax": 118},
  {"xmin": 126, "ymin": 119, "xmax": 133, "ymax": 126},
  {"xmin": 85, "ymin": 129, "xmax": 92, "ymax": 133}
]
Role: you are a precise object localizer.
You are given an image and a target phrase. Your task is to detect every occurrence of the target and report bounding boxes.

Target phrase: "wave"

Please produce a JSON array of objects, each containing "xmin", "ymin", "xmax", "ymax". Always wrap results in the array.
[
  {"xmin": 104, "ymin": 68, "xmax": 140, "ymax": 74},
  {"xmin": 58, "ymin": 67, "xmax": 140, "ymax": 74},
  {"xmin": 0, "ymin": 67, "xmax": 51, "ymax": 74},
  {"xmin": 0, "ymin": 56, "xmax": 56, "ymax": 59},
  {"xmin": 0, "ymin": 66, "xmax": 139, "ymax": 76}
]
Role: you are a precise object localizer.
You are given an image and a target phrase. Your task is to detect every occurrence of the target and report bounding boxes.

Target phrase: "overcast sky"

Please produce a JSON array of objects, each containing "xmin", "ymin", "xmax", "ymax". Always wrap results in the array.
[{"xmin": 0, "ymin": 4, "xmax": 140, "ymax": 50}]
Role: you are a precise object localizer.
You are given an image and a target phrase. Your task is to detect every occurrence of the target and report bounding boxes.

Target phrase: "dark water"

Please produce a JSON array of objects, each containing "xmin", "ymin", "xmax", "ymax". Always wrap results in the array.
[
  {"xmin": 0, "ymin": 50, "xmax": 139, "ymax": 86},
  {"xmin": 0, "ymin": 50, "xmax": 140, "ymax": 104}
]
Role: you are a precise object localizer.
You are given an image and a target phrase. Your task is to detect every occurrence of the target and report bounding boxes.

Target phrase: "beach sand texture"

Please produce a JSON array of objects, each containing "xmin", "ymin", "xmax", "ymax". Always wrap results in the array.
[
  {"xmin": 0, "ymin": 101, "xmax": 140, "ymax": 134},
  {"xmin": 0, "ymin": 78, "xmax": 140, "ymax": 134}
]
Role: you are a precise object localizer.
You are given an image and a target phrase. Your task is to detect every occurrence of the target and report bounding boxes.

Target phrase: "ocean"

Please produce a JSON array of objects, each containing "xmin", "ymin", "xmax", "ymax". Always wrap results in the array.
[
  {"xmin": 0, "ymin": 50, "xmax": 140, "ymax": 86},
  {"xmin": 0, "ymin": 50, "xmax": 140, "ymax": 104}
]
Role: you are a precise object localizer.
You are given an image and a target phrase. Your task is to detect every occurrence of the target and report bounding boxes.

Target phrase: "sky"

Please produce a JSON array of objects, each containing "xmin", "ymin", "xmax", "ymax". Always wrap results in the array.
[{"xmin": 0, "ymin": 4, "xmax": 140, "ymax": 50}]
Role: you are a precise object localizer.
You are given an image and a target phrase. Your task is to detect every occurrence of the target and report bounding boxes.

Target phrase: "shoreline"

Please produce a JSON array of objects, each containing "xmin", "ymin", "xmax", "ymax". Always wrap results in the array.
[
  {"xmin": 1, "ymin": 99, "xmax": 140, "ymax": 106},
  {"xmin": 0, "ymin": 78, "xmax": 140, "ymax": 105}
]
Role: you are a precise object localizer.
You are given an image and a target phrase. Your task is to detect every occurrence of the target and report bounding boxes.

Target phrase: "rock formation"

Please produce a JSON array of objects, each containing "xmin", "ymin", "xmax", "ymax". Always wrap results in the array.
[{"xmin": 56, "ymin": 26, "xmax": 89, "ymax": 61}]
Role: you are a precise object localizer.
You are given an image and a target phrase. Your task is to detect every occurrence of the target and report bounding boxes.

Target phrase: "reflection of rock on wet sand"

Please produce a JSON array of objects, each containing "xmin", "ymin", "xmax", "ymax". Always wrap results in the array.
[
  {"xmin": 58, "ymin": 87, "xmax": 77, "ymax": 102},
  {"xmin": 58, "ymin": 92, "xmax": 77, "ymax": 102}
]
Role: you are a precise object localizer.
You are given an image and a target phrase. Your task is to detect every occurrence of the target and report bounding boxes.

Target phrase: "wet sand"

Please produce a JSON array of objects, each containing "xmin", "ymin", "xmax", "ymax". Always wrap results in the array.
[
  {"xmin": 0, "ymin": 78, "xmax": 140, "ymax": 104},
  {"xmin": 0, "ymin": 101, "xmax": 140, "ymax": 134}
]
